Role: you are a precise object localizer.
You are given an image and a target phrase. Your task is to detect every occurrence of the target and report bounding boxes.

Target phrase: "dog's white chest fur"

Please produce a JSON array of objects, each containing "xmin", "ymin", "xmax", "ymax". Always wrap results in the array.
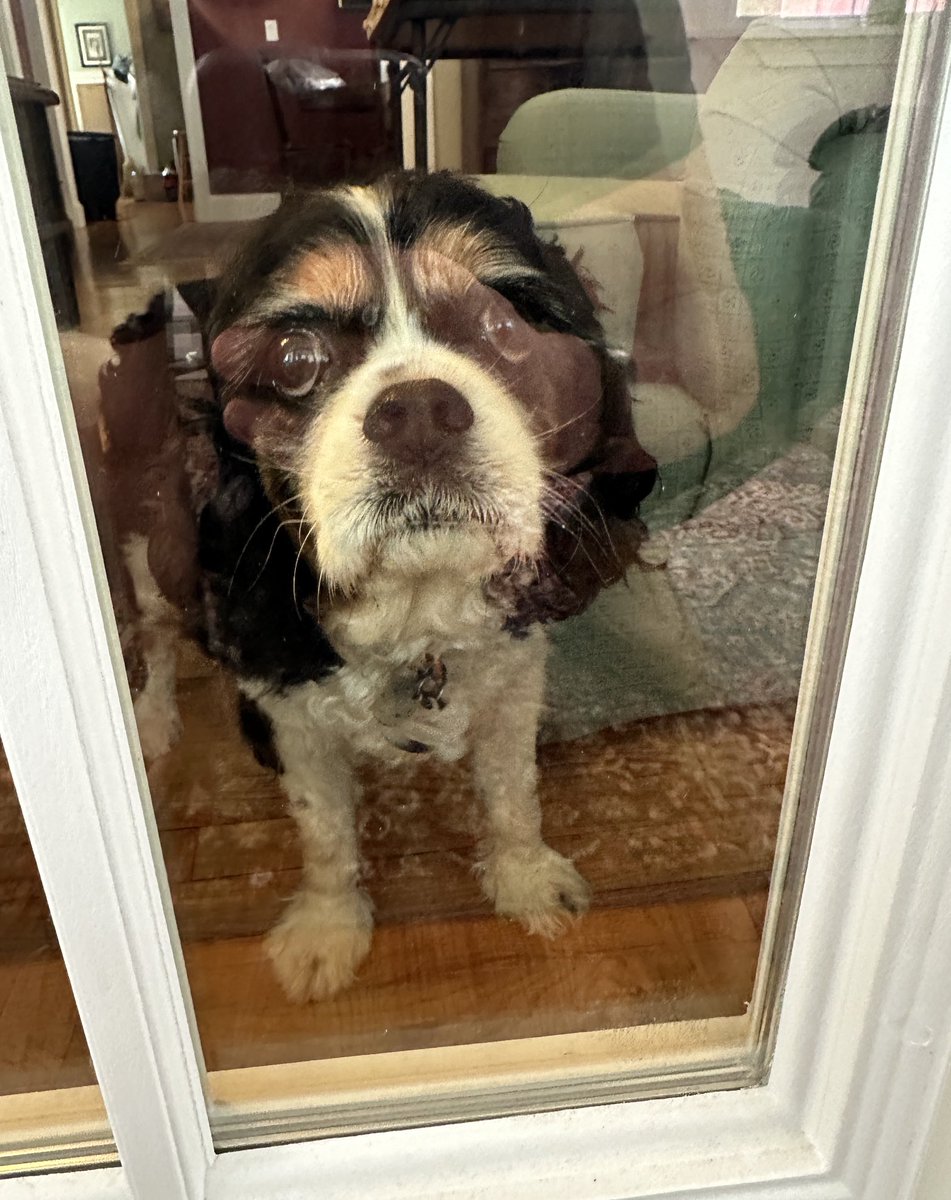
[
  {"xmin": 244, "ymin": 566, "xmax": 529, "ymax": 766},
  {"xmin": 316, "ymin": 642, "xmax": 489, "ymax": 763},
  {"xmin": 327, "ymin": 569, "xmax": 515, "ymax": 763}
]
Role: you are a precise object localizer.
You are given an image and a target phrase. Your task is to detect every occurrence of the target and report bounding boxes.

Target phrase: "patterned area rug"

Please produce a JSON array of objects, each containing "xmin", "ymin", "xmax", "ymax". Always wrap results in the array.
[
  {"xmin": 0, "ymin": 682, "xmax": 792, "ymax": 955},
  {"xmin": 546, "ymin": 439, "xmax": 834, "ymax": 739}
]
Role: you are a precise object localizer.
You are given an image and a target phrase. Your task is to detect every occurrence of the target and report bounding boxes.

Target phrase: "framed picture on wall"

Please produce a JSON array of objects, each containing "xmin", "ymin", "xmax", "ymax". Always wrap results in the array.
[{"xmin": 76, "ymin": 22, "xmax": 111, "ymax": 68}]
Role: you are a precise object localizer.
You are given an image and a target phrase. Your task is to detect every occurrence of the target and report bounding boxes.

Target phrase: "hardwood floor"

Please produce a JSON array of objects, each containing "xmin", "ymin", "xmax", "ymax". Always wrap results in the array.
[
  {"xmin": 186, "ymin": 897, "xmax": 765, "ymax": 1072},
  {"xmin": 0, "ymin": 660, "xmax": 785, "ymax": 1094},
  {"xmin": 0, "ymin": 201, "xmax": 787, "ymax": 1103}
]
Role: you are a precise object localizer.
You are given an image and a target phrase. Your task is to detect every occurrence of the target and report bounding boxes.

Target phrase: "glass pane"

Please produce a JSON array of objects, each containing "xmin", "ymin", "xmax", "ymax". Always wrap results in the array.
[
  {"xmin": 0, "ymin": 744, "xmax": 112, "ymax": 1171},
  {"xmin": 2, "ymin": 0, "xmax": 943, "ymax": 1144}
]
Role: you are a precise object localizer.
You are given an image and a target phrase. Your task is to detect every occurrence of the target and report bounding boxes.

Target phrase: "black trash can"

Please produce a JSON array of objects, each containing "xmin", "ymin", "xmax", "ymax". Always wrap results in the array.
[
  {"xmin": 11, "ymin": 78, "xmax": 80, "ymax": 328},
  {"xmin": 67, "ymin": 131, "xmax": 120, "ymax": 222}
]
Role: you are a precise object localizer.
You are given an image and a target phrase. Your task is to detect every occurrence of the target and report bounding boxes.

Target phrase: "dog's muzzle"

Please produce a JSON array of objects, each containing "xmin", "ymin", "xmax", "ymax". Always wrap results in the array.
[{"xmin": 363, "ymin": 378, "xmax": 474, "ymax": 468}]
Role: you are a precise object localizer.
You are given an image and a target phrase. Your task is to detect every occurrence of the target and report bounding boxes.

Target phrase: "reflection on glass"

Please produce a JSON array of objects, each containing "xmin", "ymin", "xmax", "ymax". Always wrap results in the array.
[
  {"xmin": 3, "ymin": 0, "xmax": 916, "ymax": 1131},
  {"xmin": 0, "ymin": 745, "xmax": 109, "ymax": 1163}
]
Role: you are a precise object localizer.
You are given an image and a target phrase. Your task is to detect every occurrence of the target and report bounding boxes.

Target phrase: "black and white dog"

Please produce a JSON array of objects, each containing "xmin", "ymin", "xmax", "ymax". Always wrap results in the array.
[{"xmin": 125, "ymin": 171, "xmax": 656, "ymax": 1001}]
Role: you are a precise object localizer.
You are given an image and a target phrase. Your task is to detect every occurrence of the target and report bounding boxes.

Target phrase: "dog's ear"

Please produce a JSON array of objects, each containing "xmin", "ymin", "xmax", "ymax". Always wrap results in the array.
[
  {"xmin": 490, "ymin": 352, "xmax": 656, "ymax": 631},
  {"xmin": 198, "ymin": 458, "xmax": 343, "ymax": 686},
  {"xmin": 587, "ymin": 353, "xmax": 658, "ymax": 521},
  {"xmin": 551, "ymin": 353, "xmax": 655, "ymax": 608},
  {"xmin": 178, "ymin": 277, "xmax": 218, "ymax": 326}
]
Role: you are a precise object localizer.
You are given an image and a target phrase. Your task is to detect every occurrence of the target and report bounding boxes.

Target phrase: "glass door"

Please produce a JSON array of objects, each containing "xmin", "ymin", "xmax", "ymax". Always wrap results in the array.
[{"xmin": 1, "ymin": 1, "xmax": 950, "ymax": 1194}]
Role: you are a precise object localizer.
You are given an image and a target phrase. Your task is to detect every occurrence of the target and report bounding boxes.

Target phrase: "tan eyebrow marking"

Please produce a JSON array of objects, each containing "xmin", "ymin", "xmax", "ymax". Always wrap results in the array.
[
  {"xmin": 412, "ymin": 221, "xmax": 539, "ymax": 291},
  {"xmin": 283, "ymin": 244, "xmax": 378, "ymax": 314},
  {"xmin": 404, "ymin": 245, "xmax": 477, "ymax": 305}
]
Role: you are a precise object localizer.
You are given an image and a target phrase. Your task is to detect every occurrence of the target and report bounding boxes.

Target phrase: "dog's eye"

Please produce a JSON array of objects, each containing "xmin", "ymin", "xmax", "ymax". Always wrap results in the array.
[
  {"xmin": 479, "ymin": 297, "xmax": 530, "ymax": 364},
  {"xmin": 268, "ymin": 329, "xmax": 328, "ymax": 399}
]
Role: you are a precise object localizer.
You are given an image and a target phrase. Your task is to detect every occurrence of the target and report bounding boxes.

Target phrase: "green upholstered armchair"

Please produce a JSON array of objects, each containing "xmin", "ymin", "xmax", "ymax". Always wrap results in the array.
[
  {"xmin": 477, "ymin": 18, "xmax": 899, "ymax": 529},
  {"xmin": 473, "ymin": 18, "xmax": 901, "ymax": 735}
]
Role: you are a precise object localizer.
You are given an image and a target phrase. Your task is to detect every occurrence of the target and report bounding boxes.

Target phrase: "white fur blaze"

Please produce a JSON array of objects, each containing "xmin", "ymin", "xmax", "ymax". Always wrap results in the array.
[{"xmin": 300, "ymin": 334, "xmax": 544, "ymax": 592}]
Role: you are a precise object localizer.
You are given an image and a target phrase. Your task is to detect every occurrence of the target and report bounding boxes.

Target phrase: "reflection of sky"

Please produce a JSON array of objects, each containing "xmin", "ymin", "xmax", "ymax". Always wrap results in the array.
[{"xmin": 738, "ymin": 1, "xmax": 944, "ymax": 14}]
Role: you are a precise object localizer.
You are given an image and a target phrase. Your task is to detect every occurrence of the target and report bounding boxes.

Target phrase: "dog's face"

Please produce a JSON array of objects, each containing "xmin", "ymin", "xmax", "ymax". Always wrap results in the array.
[{"xmin": 209, "ymin": 173, "xmax": 654, "ymax": 616}]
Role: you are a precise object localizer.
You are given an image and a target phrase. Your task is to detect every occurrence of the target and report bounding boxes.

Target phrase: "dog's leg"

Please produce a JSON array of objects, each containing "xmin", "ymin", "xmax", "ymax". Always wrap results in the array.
[
  {"xmin": 472, "ymin": 634, "xmax": 590, "ymax": 937},
  {"xmin": 253, "ymin": 689, "xmax": 372, "ymax": 1002},
  {"xmin": 122, "ymin": 534, "xmax": 183, "ymax": 761}
]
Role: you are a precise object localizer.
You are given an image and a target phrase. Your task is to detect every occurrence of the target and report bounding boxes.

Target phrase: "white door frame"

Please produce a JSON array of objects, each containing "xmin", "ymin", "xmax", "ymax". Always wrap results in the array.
[{"xmin": 1, "ymin": 12, "xmax": 951, "ymax": 1200}]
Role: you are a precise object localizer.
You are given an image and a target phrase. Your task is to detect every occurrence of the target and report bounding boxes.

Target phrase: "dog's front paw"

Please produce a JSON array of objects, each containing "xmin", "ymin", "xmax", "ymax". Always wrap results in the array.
[
  {"xmin": 265, "ymin": 888, "xmax": 373, "ymax": 1002},
  {"xmin": 480, "ymin": 843, "xmax": 591, "ymax": 938}
]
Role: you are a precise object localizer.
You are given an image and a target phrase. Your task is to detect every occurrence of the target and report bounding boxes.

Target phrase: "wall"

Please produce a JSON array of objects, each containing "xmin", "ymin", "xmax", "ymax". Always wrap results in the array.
[
  {"xmin": 183, "ymin": 0, "xmax": 385, "ymax": 200},
  {"xmin": 187, "ymin": 0, "xmax": 366, "ymax": 58},
  {"xmin": 58, "ymin": 0, "xmax": 132, "ymax": 72},
  {"xmin": 432, "ymin": 61, "xmax": 463, "ymax": 172},
  {"xmin": 679, "ymin": 0, "xmax": 750, "ymax": 92},
  {"xmin": 125, "ymin": 0, "xmax": 185, "ymax": 169},
  {"xmin": 56, "ymin": 0, "xmax": 132, "ymax": 129},
  {"xmin": 1, "ymin": 0, "xmax": 33, "ymax": 77}
]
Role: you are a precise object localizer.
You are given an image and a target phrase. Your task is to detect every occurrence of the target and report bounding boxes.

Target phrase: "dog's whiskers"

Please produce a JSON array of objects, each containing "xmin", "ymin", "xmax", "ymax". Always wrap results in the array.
[
  {"xmin": 241, "ymin": 515, "xmax": 307, "ymax": 596},
  {"xmin": 292, "ymin": 525, "xmax": 317, "ymax": 620},
  {"xmin": 534, "ymin": 397, "xmax": 602, "ymax": 442},
  {"xmin": 539, "ymin": 493, "xmax": 613, "ymax": 563},
  {"xmin": 538, "ymin": 493, "xmax": 618, "ymax": 586},
  {"xmin": 539, "ymin": 484, "xmax": 612, "ymax": 556},
  {"xmin": 540, "ymin": 470, "xmax": 622, "ymax": 566},
  {"xmin": 228, "ymin": 493, "xmax": 307, "ymax": 597}
]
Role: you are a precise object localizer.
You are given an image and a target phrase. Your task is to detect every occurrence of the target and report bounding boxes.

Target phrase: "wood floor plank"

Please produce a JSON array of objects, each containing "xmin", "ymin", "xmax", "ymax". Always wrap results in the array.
[
  {"xmin": 181, "ymin": 892, "xmax": 765, "ymax": 1070},
  {"xmin": 0, "ymin": 959, "xmax": 89, "ymax": 1096}
]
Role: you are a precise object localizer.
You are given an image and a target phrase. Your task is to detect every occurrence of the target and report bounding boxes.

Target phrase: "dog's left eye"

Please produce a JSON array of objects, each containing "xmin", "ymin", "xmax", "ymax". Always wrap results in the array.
[{"xmin": 268, "ymin": 329, "xmax": 328, "ymax": 399}]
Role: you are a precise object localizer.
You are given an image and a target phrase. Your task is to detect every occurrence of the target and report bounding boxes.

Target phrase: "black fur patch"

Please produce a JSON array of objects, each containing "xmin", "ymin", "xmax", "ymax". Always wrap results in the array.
[
  {"xmin": 197, "ymin": 425, "xmax": 343, "ymax": 688},
  {"xmin": 238, "ymin": 694, "xmax": 283, "ymax": 773}
]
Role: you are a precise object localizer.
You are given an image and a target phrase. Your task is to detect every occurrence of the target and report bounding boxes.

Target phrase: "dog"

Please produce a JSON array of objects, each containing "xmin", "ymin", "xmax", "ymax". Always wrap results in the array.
[{"xmin": 108, "ymin": 171, "xmax": 656, "ymax": 1002}]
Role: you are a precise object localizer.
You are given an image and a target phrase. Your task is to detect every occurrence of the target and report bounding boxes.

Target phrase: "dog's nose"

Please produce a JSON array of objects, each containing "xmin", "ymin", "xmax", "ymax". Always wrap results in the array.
[{"xmin": 363, "ymin": 379, "xmax": 473, "ymax": 465}]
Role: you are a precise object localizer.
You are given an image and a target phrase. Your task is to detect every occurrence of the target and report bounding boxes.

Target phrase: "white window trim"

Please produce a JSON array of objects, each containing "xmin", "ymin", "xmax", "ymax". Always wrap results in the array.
[
  {"xmin": 0, "ymin": 68, "xmax": 212, "ymax": 1200},
  {"xmin": 1, "ymin": 17, "xmax": 951, "ymax": 1200}
]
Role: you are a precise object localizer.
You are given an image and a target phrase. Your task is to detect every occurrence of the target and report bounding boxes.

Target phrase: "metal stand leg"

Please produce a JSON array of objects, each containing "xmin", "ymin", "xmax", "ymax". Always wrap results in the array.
[
  {"xmin": 411, "ymin": 74, "xmax": 428, "ymax": 171},
  {"xmin": 385, "ymin": 58, "xmax": 403, "ymax": 168},
  {"xmin": 410, "ymin": 20, "xmax": 428, "ymax": 171}
]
